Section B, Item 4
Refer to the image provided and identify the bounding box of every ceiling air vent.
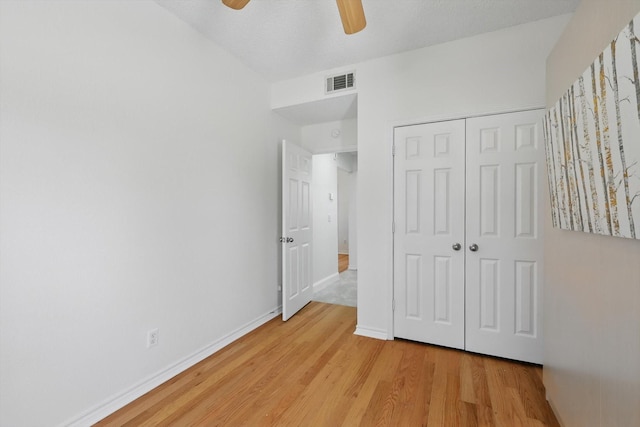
[326,72,355,94]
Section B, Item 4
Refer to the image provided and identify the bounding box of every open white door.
[282,141,313,321]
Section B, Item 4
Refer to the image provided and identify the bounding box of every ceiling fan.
[221,0,367,35]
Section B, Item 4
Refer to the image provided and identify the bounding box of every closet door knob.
[469,243,479,252]
[452,243,461,251]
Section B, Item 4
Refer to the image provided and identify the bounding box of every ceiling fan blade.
[336,0,366,35]
[221,0,251,10]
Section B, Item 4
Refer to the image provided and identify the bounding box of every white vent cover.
[326,72,355,94]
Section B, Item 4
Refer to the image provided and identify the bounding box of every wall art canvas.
[544,12,640,239]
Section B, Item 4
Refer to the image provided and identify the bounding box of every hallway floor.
[312,269,357,307]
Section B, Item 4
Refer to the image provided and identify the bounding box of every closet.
[393,109,544,364]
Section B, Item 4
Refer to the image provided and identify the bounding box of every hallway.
[312,254,356,307]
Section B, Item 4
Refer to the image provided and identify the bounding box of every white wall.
[338,168,351,254]
[348,166,358,270]
[275,15,572,338]
[301,118,357,154]
[311,154,338,286]
[271,70,356,110]
[356,16,575,338]
[336,151,356,172]
[545,1,640,426]
[337,152,357,260]
[0,1,299,425]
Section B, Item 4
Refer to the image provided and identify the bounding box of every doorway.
[274,93,358,315]
[311,151,357,307]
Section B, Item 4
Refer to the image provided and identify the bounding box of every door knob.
[452,243,461,251]
[287,237,294,243]
[469,243,479,252]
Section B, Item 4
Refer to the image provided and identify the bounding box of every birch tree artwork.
[545,12,640,239]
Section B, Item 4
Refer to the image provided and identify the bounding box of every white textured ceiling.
[154,0,580,83]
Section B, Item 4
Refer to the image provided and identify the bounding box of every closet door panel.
[393,120,466,349]
[465,110,545,364]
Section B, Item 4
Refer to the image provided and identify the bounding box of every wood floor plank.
[476,403,496,427]
[343,343,405,425]
[338,253,349,273]
[471,352,493,408]
[173,339,307,426]
[460,353,477,404]
[514,364,561,427]
[304,339,385,426]
[123,319,312,426]
[230,305,358,426]
[390,342,430,426]
[275,343,359,425]
[235,337,360,425]
[444,349,463,427]
[403,356,435,425]
[459,401,479,427]
[424,349,449,426]
[484,357,513,426]
[95,302,559,427]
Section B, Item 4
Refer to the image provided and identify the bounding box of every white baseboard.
[63,306,282,427]
[338,251,349,255]
[313,272,340,292]
[348,265,357,271]
[354,325,390,340]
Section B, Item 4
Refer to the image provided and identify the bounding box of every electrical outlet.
[147,328,159,348]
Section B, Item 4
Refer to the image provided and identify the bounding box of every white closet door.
[393,120,466,349]
[465,110,545,364]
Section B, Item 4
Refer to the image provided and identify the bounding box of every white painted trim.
[389,105,545,130]
[313,272,340,292]
[338,251,349,255]
[62,306,282,427]
[354,325,391,340]
[387,120,396,341]
[348,266,357,271]
[311,145,358,155]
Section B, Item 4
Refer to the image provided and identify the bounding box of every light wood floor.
[96,303,559,426]
[338,253,349,273]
